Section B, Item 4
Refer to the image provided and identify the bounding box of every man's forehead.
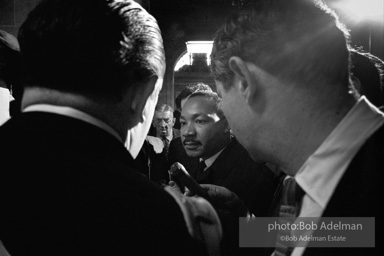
[183,96,217,111]
[181,103,221,120]
[154,110,173,118]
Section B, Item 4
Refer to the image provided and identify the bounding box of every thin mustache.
[183,139,200,144]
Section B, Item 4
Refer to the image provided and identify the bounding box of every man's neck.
[277,91,357,175]
[22,87,128,141]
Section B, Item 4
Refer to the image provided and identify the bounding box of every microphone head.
[168,162,210,200]
[169,162,186,176]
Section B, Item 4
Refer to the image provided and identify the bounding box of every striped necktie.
[273,176,304,256]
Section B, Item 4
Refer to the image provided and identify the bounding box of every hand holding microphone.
[169,162,249,217]
[169,162,210,200]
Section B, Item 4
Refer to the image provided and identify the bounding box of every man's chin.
[159,132,168,137]
[184,149,202,159]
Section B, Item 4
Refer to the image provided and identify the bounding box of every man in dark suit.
[207,0,383,255]
[179,91,278,217]
[0,1,221,255]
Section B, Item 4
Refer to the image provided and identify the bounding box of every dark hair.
[187,90,225,119]
[175,82,212,110]
[18,0,165,100]
[350,48,384,107]
[211,0,350,90]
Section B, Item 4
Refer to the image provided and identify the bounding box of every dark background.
[1,0,383,106]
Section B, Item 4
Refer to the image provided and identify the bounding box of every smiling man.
[180,90,278,217]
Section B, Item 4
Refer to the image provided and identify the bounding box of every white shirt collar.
[157,130,173,142]
[23,104,123,143]
[295,96,384,209]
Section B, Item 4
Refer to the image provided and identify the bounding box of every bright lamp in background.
[175,41,213,71]
[185,41,213,54]
[326,0,383,53]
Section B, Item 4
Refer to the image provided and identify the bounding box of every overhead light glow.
[186,41,213,54]
[328,0,384,23]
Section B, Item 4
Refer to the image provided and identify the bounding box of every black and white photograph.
[1,0,383,255]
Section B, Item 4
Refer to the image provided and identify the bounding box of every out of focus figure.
[0,30,21,125]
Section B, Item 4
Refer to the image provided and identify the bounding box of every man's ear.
[228,56,257,105]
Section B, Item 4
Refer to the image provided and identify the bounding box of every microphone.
[169,162,210,200]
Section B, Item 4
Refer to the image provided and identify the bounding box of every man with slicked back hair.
[0,1,221,255]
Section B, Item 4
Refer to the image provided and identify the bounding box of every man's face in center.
[153,110,174,138]
[180,95,229,159]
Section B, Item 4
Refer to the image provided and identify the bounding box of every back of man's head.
[211,0,350,90]
[18,0,165,101]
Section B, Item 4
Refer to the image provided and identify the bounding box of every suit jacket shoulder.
[203,137,279,217]
[0,112,207,256]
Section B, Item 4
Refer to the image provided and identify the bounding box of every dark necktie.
[162,137,169,158]
[196,160,207,182]
[273,176,305,256]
